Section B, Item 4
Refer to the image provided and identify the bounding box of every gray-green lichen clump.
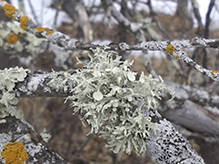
[0,21,46,55]
[0,67,29,118]
[49,48,172,155]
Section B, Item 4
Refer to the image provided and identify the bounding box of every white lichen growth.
[0,67,29,118]
[40,128,51,143]
[49,48,172,155]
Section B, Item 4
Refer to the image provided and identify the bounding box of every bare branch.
[191,0,204,36]
[101,0,145,42]
[204,0,215,38]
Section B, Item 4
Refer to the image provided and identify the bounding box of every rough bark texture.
[0,116,67,164]
[147,118,204,164]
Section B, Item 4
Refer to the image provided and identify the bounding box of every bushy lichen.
[49,48,172,155]
[0,67,29,118]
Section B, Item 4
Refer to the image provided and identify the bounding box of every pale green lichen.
[49,48,173,155]
[0,67,29,118]
[0,22,46,55]
[40,128,51,143]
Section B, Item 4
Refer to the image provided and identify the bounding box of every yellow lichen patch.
[36,27,49,33]
[20,16,30,31]
[1,142,29,164]
[7,31,24,44]
[7,34,19,44]
[2,3,18,19]
[211,70,217,78]
[47,30,55,35]
[175,55,179,59]
[36,27,55,35]
[165,44,176,55]
[62,71,66,76]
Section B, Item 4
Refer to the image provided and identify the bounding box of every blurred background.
[1,0,219,164]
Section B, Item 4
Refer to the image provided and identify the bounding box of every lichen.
[7,32,18,44]
[165,44,176,55]
[49,48,173,155]
[40,129,51,143]
[20,16,29,31]
[47,30,55,35]
[0,21,46,55]
[211,70,217,78]
[1,142,29,164]
[6,31,23,44]
[2,3,17,19]
[36,27,55,35]
[0,67,29,118]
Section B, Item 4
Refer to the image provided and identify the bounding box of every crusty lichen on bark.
[0,67,29,118]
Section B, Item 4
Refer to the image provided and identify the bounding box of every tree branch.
[0,116,67,164]
[15,71,70,98]
[1,1,219,81]
[147,114,204,164]
[204,0,215,38]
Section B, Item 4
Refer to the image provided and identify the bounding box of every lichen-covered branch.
[166,82,219,108]
[0,48,206,163]
[11,71,219,109]
[146,115,205,164]
[16,70,69,98]
[161,83,219,137]
[0,0,79,49]
[0,116,67,164]
[1,1,219,81]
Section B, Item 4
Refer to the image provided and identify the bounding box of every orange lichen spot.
[165,44,176,55]
[47,30,55,35]
[20,16,29,30]
[36,27,55,35]
[1,142,29,164]
[211,70,217,78]
[2,4,18,19]
[7,34,18,44]
[7,31,24,44]
[36,27,49,33]
[175,55,179,59]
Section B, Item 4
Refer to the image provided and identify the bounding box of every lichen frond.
[49,48,173,155]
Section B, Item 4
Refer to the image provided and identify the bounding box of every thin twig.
[204,0,215,38]
[27,0,40,25]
